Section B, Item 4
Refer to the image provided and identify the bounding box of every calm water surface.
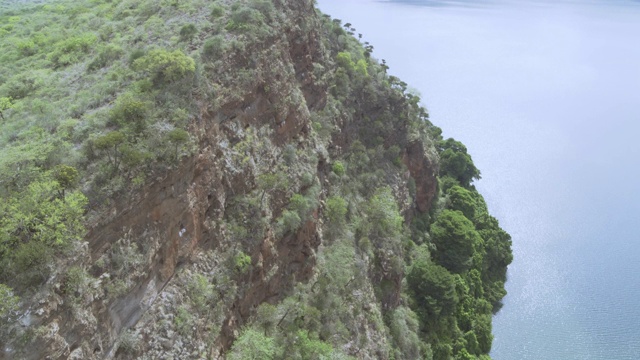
[317,1,640,358]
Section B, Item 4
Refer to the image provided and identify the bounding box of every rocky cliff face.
[3,1,442,359]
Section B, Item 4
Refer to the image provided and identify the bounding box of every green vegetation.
[0,0,511,358]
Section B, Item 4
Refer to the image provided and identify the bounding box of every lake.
[316,0,640,358]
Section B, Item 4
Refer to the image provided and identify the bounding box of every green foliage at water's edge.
[0,0,512,358]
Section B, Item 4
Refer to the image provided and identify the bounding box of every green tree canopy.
[437,138,480,187]
[407,250,458,323]
[447,185,477,220]
[430,210,481,273]
[52,164,79,199]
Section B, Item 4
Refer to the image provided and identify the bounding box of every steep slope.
[0,0,512,359]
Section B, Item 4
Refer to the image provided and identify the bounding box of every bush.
[0,97,13,119]
[62,266,88,301]
[174,305,194,336]
[228,328,276,360]
[210,4,225,18]
[47,33,97,68]
[277,210,301,236]
[234,251,252,274]
[0,284,19,321]
[331,161,345,176]
[201,35,227,61]
[4,73,42,99]
[187,274,214,312]
[109,93,148,133]
[8,242,53,288]
[389,307,423,360]
[226,6,264,32]
[132,49,195,83]
[87,44,124,71]
[325,196,347,225]
[16,39,36,56]
[128,49,146,66]
[179,24,197,42]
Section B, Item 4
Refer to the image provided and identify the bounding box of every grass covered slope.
[0,0,512,358]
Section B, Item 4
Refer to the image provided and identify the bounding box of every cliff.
[0,0,511,359]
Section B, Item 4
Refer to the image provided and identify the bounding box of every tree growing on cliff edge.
[437,138,481,187]
[430,210,481,274]
[407,249,458,323]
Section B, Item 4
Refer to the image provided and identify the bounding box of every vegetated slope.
[0,0,513,359]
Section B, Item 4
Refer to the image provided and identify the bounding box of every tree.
[256,172,288,205]
[0,97,13,120]
[437,138,480,186]
[407,251,458,323]
[447,185,477,220]
[430,210,481,273]
[94,131,126,173]
[109,93,148,134]
[52,165,79,200]
[166,128,189,162]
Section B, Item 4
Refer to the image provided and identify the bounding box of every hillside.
[0,0,512,359]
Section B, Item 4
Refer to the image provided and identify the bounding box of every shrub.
[128,49,146,66]
[226,6,263,32]
[132,49,195,83]
[187,274,214,312]
[201,35,226,61]
[277,210,301,236]
[87,44,124,71]
[109,93,148,133]
[47,33,97,68]
[4,73,42,99]
[0,284,19,321]
[234,251,252,274]
[0,97,13,120]
[16,39,36,56]
[210,5,225,19]
[179,24,197,42]
[62,266,88,302]
[331,161,345,176]
[174,305,194,336]
[228,328,276,360]
[9,242,53,288]
[325,196,347,225]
